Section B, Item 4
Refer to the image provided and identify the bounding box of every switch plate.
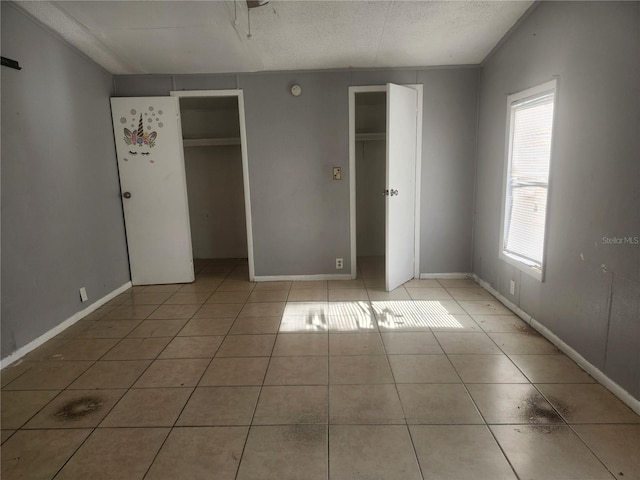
[333,167,342,180]
[336,258,344,269]
[509,280,515,295]
[79,287,88,302]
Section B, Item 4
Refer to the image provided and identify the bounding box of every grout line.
[404,425,426,480]
[140,260,242,480]
[377,316,427,480]
[8,421,619,429]
[230,262,283,479]
[5,263,638,479]
[430,300,523,480]
[326,325,331,479]
[33,260,240,479]
[49,425,99,478]
[531,383,621,479]
[34,294,174,476]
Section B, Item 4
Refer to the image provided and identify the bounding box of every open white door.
[111,97,194,285]
[385,84,418,291]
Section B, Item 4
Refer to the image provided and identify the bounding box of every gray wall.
[115,68,479,277]
[180,102,247,259]
[473,1,640,399]
[1,3,130,359]
[356,140,386,257]
[238,71,352,276]
[184,146,248,258]
[355,95,386,257]
[419,69,479,273]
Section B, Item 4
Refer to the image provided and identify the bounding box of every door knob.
[123,192,132,199]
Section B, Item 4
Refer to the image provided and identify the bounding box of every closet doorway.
[349,84,423,291]
[170,90,255,281]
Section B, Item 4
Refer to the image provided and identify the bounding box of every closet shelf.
[355,132,385,141]
[183,137,241,147]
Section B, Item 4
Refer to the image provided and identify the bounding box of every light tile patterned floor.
[1,257,639,480]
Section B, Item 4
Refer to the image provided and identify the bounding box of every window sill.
[499,251,544,282]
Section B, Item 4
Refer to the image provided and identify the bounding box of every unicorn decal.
[120,106,164,163]
[124,114,157,148]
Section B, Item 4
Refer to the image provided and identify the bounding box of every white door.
[111,97,194,285]
[385,84,418,291]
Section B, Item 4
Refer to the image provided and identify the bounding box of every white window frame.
[499,79,557,281]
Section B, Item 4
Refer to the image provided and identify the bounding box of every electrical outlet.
[509,280,515,296]
[79,287,88,302]
[336,257,344,269]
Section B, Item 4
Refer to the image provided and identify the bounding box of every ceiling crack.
[373,0,395,67]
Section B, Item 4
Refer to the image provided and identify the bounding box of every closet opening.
[172,90,255,281]
[349,84,423,291]
[354,91,387,281]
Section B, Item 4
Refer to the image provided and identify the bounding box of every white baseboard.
[0,281,132,370]
[420,272,472,279]
[254,274,353,282]
[473,274,640,416]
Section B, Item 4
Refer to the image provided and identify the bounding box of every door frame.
[170,89,256,281]
[348,84,423,281]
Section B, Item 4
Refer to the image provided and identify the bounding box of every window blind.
[504,91,555,266]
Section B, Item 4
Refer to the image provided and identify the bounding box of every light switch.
[333,167,342,180]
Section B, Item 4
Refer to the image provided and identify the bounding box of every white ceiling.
[18,0,534,75]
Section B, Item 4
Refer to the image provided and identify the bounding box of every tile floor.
[1,257,639,479]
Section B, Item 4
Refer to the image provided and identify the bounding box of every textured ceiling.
[18,0,534,75]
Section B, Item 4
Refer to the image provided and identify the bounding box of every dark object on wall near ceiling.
[247,0,269,8]
[1,56,22,70]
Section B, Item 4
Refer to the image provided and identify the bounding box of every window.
[500,79,557,281]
